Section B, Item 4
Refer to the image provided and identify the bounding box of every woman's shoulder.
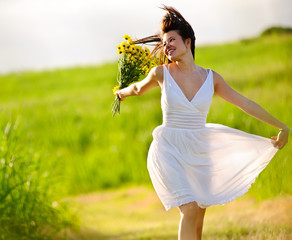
[147,65,164,85]
[210,69,224,82]
[150,65,164,78]
[209,69,229,89]
[196,65,221,80]
[196,66,225,86]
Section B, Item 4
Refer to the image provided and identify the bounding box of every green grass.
[0,118,76,239]
[65,186,292,240]
[0,34,291,203]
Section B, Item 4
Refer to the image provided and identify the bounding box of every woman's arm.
[213,70,289,149]
[115,65,163,101]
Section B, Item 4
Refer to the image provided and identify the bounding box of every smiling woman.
[114,5,289,240]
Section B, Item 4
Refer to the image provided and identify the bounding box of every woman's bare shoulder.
[211,69,222,77]
[152,65,164,74]
[210,69,225,85]
[149,65,164,84]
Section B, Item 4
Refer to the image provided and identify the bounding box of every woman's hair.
[134,5,196,64]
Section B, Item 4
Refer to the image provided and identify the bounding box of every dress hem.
[163,157,277,211]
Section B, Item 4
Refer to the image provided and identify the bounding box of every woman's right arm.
[115,65,163,101]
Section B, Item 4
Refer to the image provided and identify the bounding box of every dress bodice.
[161,65,214,129]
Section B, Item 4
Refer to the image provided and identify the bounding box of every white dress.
[147,65,278,210]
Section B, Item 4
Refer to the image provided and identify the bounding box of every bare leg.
[178,202,199,240]
[196,207,206,240]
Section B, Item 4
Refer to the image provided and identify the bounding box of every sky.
[0,0,291,74]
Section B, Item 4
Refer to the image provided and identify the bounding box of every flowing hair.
[134,5,196,64]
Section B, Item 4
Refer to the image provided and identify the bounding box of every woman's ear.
[185,38,191,48]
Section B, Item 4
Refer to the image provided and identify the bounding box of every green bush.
[261,26,292,36]
[0,116,76,240]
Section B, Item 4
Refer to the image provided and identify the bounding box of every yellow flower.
[128,38,133,44]
[116,49,124,55]
[144,46,150,53]
[121,41,127,49]
[123,34,131,41]
[144,47,151,57]
[116,44,125,55]
[123,34,134,44]
[112,85,119,95]
[129,45,135,54]
[130,48,137,55]
[136,45,143,52]
[125,44,131,53]
[131,45,137,51]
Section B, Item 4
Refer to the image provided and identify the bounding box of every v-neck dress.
[147,65,278,210]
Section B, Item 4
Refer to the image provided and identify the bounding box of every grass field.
[65,186,292,240]
[0,33,291,239]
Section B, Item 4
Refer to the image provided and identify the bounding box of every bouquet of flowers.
[111,34,158,117]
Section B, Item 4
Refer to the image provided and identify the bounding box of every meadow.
[0,33,291,239]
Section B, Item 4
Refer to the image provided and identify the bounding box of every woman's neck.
[174,52,198,73]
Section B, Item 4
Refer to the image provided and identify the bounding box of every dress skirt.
[147,123,278,210]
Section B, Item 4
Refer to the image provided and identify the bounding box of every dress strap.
[162,64,170,92]
[205,68,209,75]
[163,64,169,81]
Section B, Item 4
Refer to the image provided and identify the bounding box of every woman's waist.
[163,111,207,130]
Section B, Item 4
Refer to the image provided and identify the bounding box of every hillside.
[0,34,291,200]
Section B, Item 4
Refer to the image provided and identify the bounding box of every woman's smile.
[166,48,175,56]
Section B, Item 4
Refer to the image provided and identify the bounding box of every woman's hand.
[271,131,289,149]
[115,90,126,101]
[114,66,162,103]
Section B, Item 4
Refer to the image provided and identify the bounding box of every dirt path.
[65,186,292,240]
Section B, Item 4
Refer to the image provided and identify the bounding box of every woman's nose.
[165,42,171,49]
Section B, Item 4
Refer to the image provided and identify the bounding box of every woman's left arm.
[213,71,289,149]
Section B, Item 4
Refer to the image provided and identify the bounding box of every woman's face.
[162,30,189,61]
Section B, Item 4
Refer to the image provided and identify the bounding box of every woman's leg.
[196,207,206,239]
[178,201,198,240]
[178,202,206,240]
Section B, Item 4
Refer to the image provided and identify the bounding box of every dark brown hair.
[134,5,196,64]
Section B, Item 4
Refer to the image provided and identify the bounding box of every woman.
[116,6,289,240]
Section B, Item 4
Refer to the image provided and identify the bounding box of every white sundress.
[147,65,278,210]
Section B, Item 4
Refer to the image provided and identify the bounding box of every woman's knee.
[178,201,199,219]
